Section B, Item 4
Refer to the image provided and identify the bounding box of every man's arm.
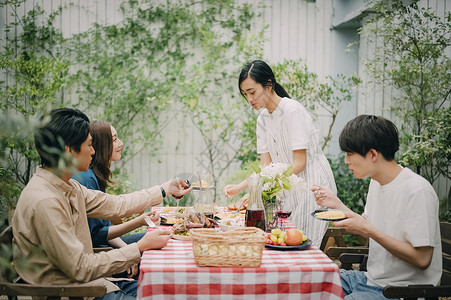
[34,198,141,282]
[312,184,434,270]
[334,214,434,269]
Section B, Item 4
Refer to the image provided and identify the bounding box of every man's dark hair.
[34,108,90,168]
[339,115,399,161]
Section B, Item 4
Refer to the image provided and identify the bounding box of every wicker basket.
[190,227,265,267]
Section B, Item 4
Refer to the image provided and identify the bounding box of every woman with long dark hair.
[73,120,160,278]
[223,60,337,246]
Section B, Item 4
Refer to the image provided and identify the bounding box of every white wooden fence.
[1,0,449,201]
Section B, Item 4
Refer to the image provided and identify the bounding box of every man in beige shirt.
[13,108,191,299]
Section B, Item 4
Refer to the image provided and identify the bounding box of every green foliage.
[68,0,263,201]
[0,240,42,282]
[329,154,370,215]
[399,109,451,184]
[439,196,451,223]
[106,169,136,195]
[0,0,69,214]
[163,193,195,207]
[0,0,68,115]
[363,1,451,188]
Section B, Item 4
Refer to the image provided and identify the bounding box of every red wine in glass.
[277,210,292,219]
[277,210,292,230]
[245,209,265,231]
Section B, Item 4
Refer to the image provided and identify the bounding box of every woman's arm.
[106,212,155,240]
[223,153,273,199]
[108,237,128,248]
[292,149,307,175]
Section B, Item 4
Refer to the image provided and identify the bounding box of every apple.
[285,229,303,246]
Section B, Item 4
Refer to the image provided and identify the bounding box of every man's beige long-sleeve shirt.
[12,167,163,293]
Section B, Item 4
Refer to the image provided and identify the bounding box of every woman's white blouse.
[256,98,337,246]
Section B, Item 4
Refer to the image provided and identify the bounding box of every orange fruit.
[285,229,303,246]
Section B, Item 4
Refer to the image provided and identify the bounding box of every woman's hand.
[223,184,241,199]
[137,212,160,226]
[161,178,192,199]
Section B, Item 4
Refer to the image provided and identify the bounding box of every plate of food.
[190,180,215,190]
[265,239,312,251]
[217,217,245,232]
[171,220,192,240]
[160,216,181,226]
[311,209,346,221]
[171,232,191,241]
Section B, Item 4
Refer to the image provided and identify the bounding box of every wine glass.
[173,172,197,209]
[276,193,292,231]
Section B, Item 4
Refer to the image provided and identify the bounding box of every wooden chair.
[321,227,369,270]
[0,225,107,300]
[335,222,451,299]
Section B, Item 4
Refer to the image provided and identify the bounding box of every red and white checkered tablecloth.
[137,208,344,299]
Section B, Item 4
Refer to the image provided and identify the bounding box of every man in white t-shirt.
[311,115,442,300]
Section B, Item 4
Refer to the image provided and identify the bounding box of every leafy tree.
[68,0,260,201]
[69,0,255,162]
[0,0,68,213]
[361,0,451,189]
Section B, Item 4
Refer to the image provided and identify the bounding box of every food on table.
[176,207,185,214]
[215,212,244,220]
[217,216,245,231]
[172,218,189,236]
[163,205,171,213]
[266,228,307,246]
[162,217,180,224]
[285,229,303,246]
[191,180,209,188]
[184,207,214,228]
[219,217,244,227]
[226,197,248,211]
[314,210,345,220]
[194,243,261,257]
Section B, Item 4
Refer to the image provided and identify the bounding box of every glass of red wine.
[276,195,292,231]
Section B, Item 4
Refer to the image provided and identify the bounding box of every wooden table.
[137,208,344,299]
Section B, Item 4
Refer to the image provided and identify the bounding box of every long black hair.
[238,60,290,98]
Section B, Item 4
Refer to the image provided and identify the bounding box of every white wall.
[2,0,448,200]
[0,0,337,193]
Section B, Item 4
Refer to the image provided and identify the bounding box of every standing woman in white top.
[223,60,337,246]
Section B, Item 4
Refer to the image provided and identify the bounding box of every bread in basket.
[190,227,265,267]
